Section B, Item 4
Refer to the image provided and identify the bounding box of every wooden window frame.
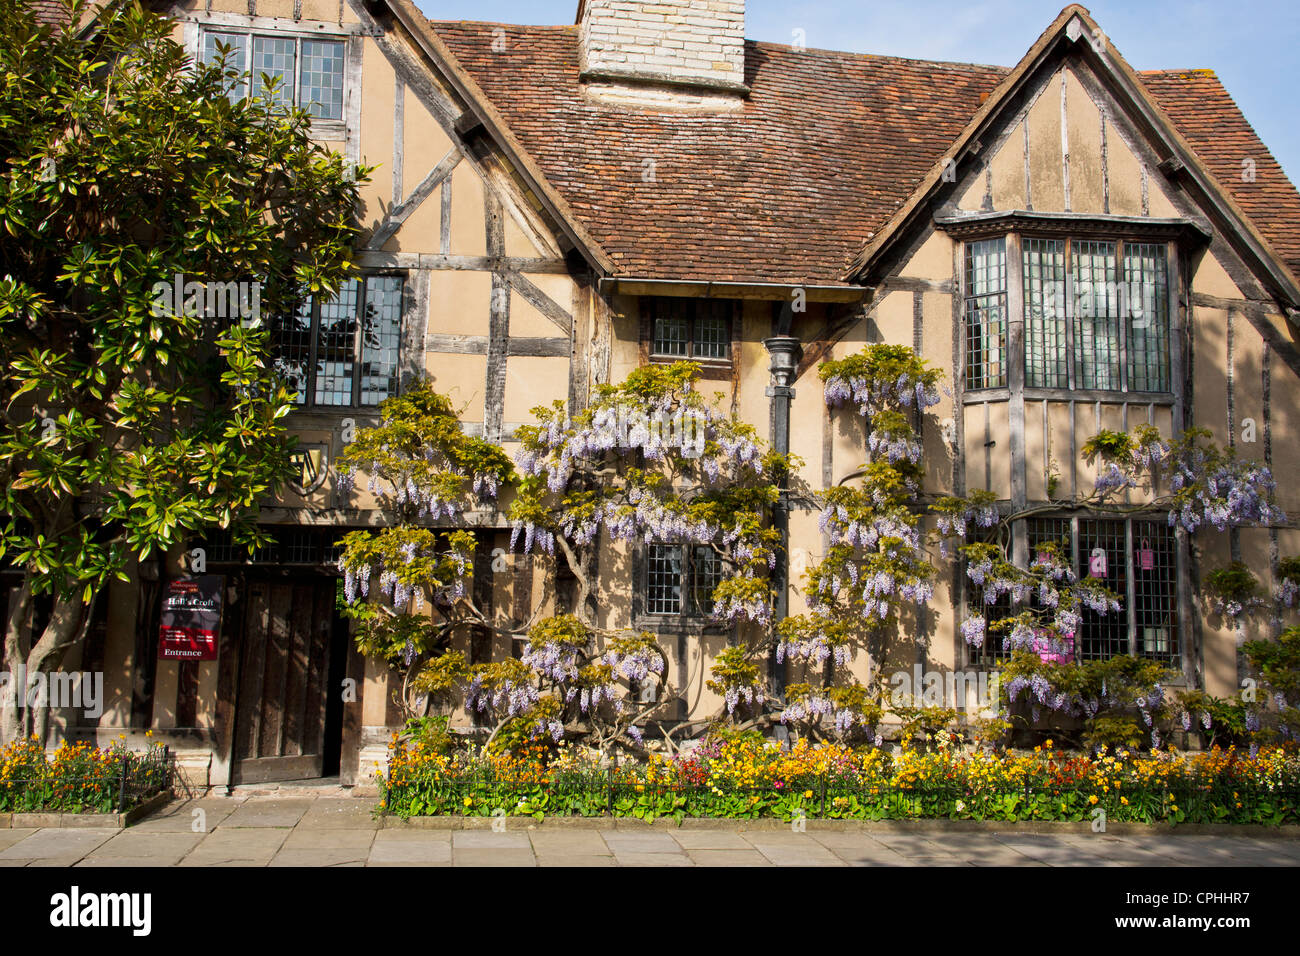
[956,226,1179,400]
[640,297,740,379]
[639,542,724,625]
[280,274,405,411]
[965,513,1181,669]
[198,25,349,134]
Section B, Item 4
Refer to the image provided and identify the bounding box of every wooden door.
[232,578,337,783]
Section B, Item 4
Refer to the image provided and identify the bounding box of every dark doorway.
[231,575,344,784]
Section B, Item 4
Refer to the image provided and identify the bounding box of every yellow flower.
[1088,794,1099,805]
[1120,797,1128,806]
[804,789,814,799]
[463,796,473,807]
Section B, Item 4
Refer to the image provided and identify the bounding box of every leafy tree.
[0,0,369,742]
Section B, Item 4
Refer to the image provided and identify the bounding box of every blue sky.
[413,0,1300,184]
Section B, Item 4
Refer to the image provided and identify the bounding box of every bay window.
[964,231,1172,395]
[964,238,1007,390]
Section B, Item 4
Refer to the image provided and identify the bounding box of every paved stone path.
[2,795,1299,866]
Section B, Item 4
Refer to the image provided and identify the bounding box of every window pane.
[299,39,344,120]
[201,31,248,100]
[359,277,403,406]
[1132,520,1178,664]
[691,546,723,614]
[1072,241,1121,390]
[692,302,729,360]
[271,297,313,405]
[1022,238,1067,388]
[652,307,688,356]
[1076,518,1128,661]
[314,280,358,406]
[252,35,296,109]
[964,238,1007,389]
[647,545,682,614]
[1124,243,1170,392]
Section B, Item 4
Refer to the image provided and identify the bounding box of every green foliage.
[1082,715,1145,751]
[0,0,366,604]
[1243,625,1300,703]
[335,383,516,721]
[1205,562,1262,605]
[999,650,1178,749]
[892,705,960,750]
[399,715,455,755]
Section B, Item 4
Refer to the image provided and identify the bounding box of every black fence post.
[116,752,131,813]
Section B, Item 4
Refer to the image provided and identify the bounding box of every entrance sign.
[159,575,224,661]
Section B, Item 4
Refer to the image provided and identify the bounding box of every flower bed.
[379,736,1300,825]
[0,737,172,814]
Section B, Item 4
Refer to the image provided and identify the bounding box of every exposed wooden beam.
[363,149,461,250]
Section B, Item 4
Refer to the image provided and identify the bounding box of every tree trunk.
[24,592,89,747]
[0,579,33,745]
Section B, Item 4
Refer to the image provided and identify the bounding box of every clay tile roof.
[430,20,1300,288]
[31,0,72,26]
[1140,69,1300,282]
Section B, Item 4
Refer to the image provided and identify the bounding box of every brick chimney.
[577,0,748,108]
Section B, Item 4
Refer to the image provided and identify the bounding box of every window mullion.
[1117,239,1128,393]
[1064,237,1075,391]
[1070,515,1080,662]
[1125,518,1137,656]
[307,297,321,409]
[352,278,365,407]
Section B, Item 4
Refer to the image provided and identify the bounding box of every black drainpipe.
[763,316,801,701]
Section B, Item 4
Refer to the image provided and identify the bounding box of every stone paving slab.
[0,828,116,862]
[219,800,314,829]
[83,830,204,863]
[667,830,752,850]
[599,830,683,853]
[451,830,531,850]
[270,848,372,867]
[297,799,382,830]
[453,848,537,866]
[283,828,377,850]
[528,830,610,855]
[610,851,694,866]
[9,794,1300,866]
[0,829,39,852]
[686,849,769,866]
[368,831,452,865]
[130,799,237,833]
